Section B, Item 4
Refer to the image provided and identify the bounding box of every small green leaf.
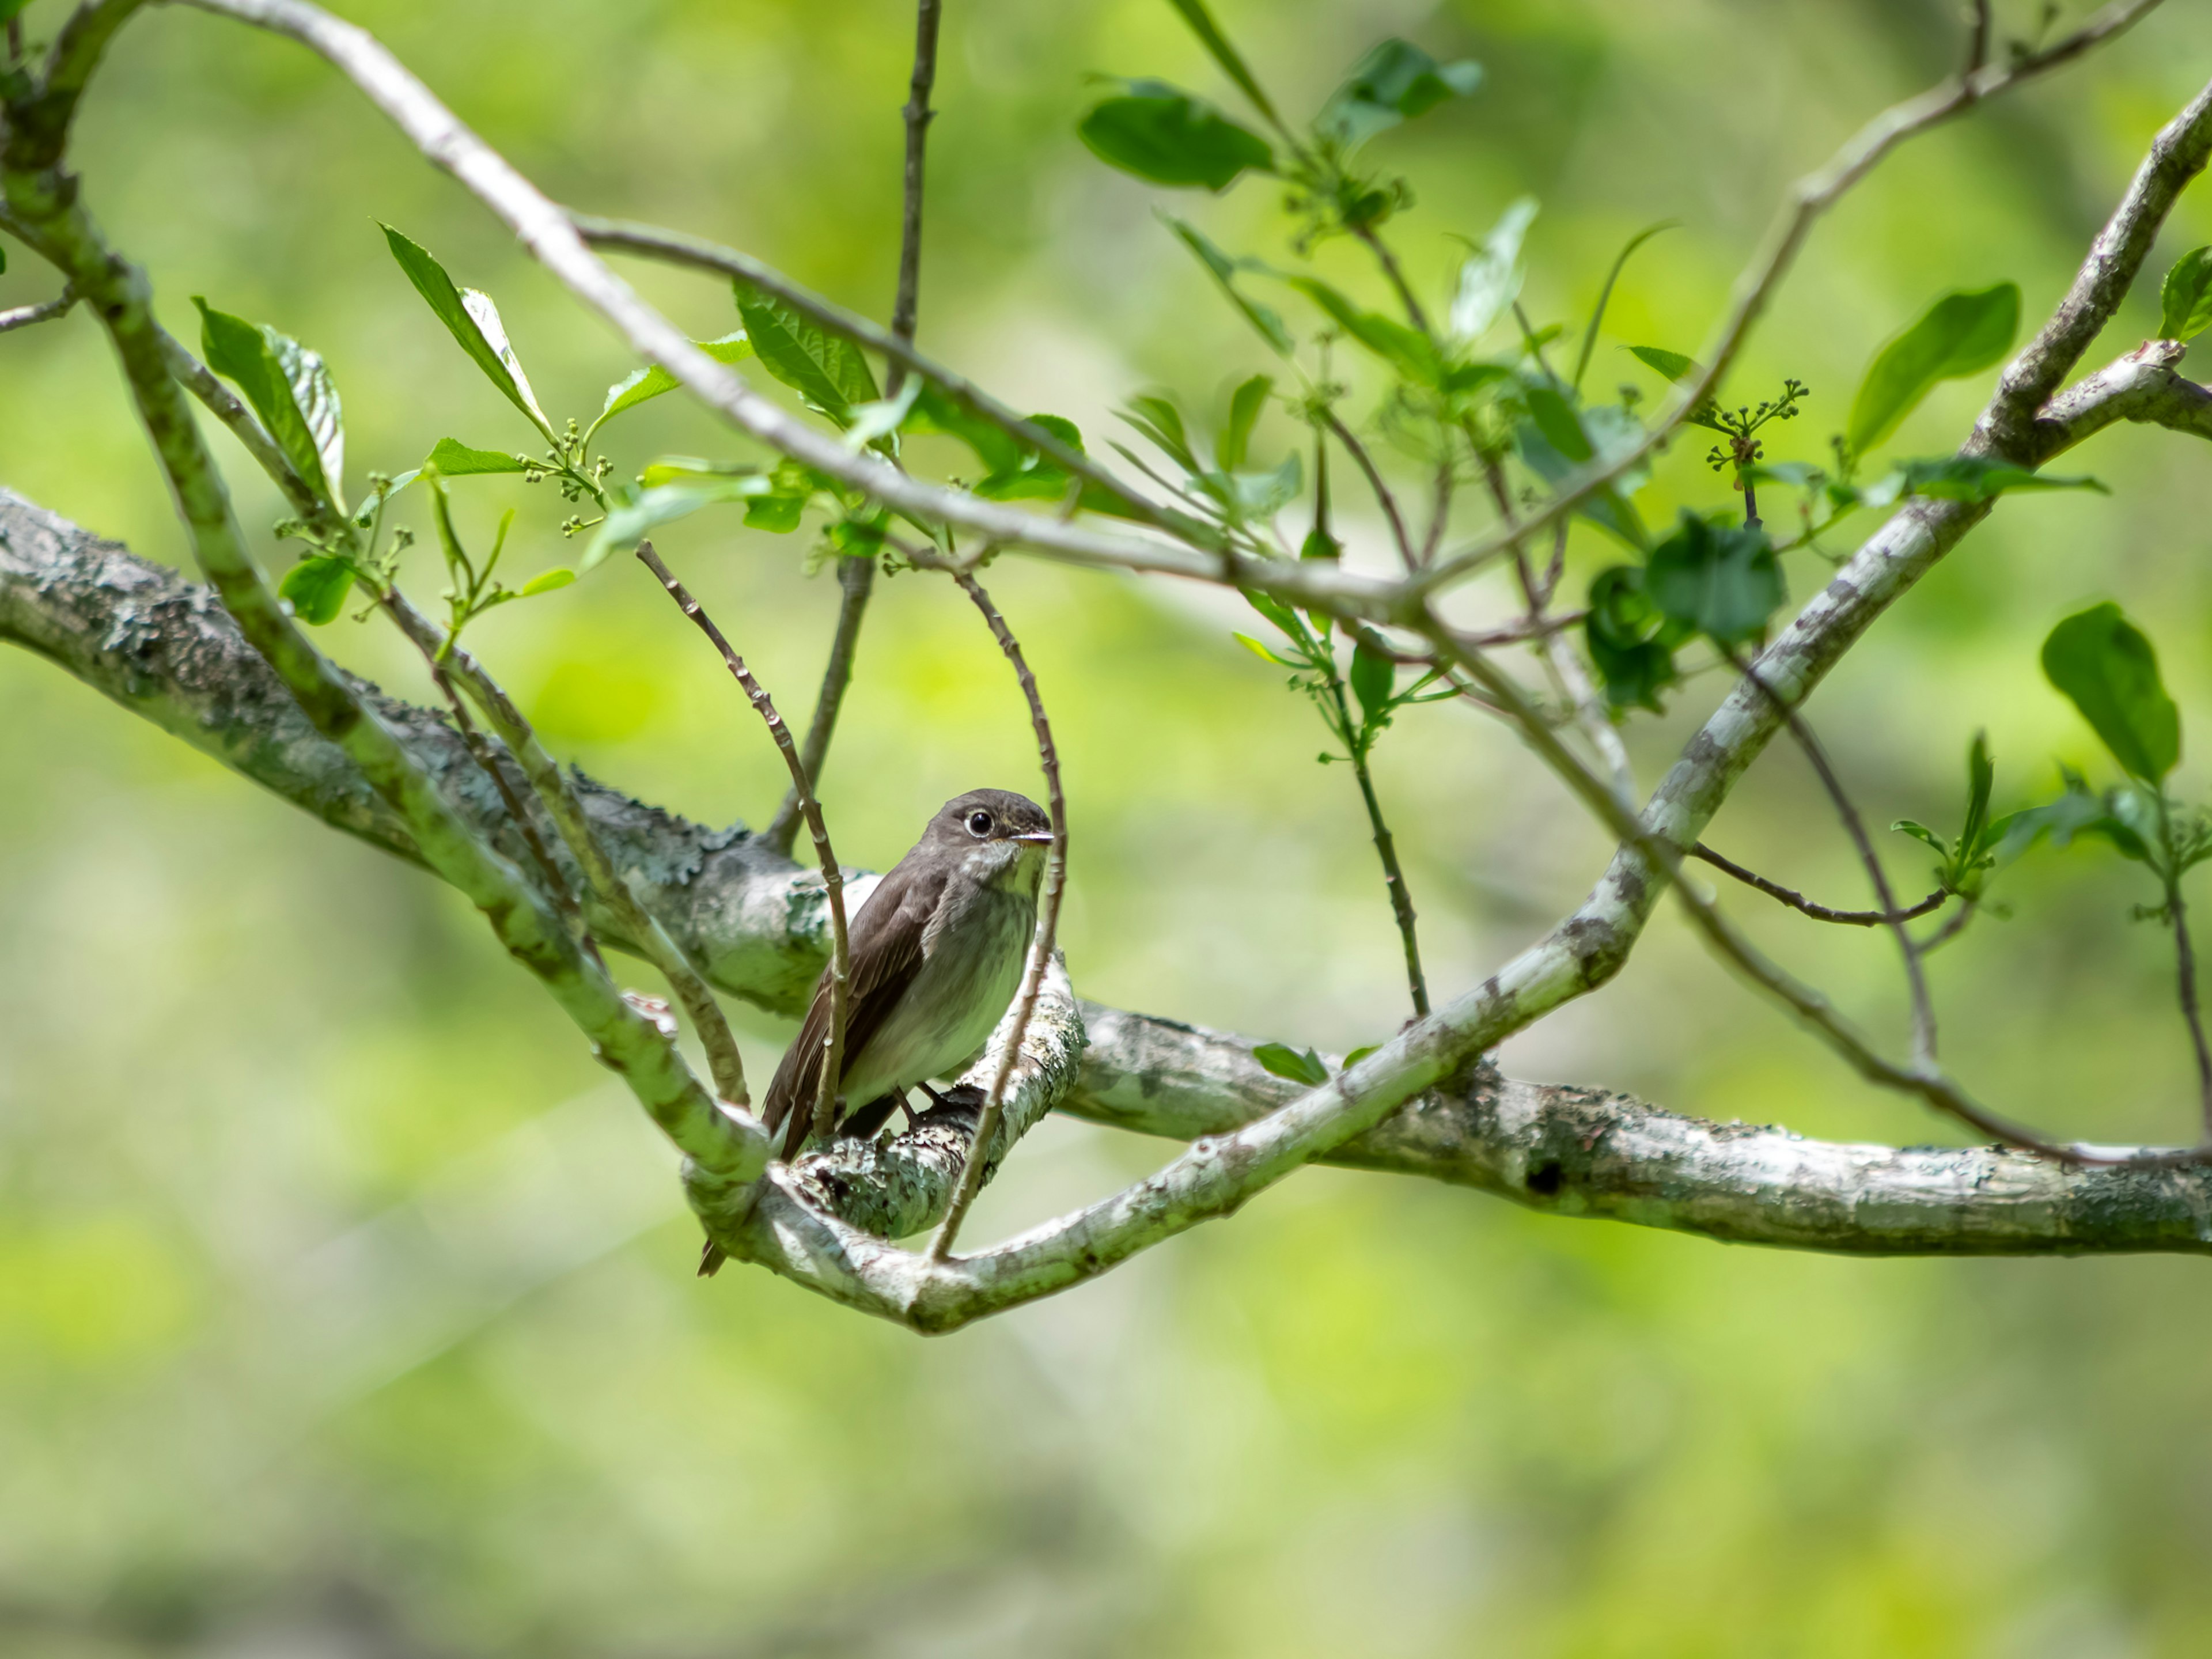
[2158,247,2212,342]
[1253,1041,1330,1086]
[1316,39,1483,150]
[1891,820,1947,853]
[742,459,836,533]
[1121,392,1198,471]
[733,283,879,424]
[1342,1044,1380,1068]
[2041,602,2180,781]
[588,332,754,439]
[1584,565,1684,714]
[907,384,1025,477]
[1161,0,1283,128]
[1645,510,1783,647]
[1217,374,1274,472]
[581,476,773,572]
[1301,525,1342,560]
[1078,81,1275,192]
[380,224,555,442]
[519,567,575,597]
[350,468,419,529]
[1350,639,1394,726]
[1516,397,1649,551]
[1627,344,1699,384]
[1163,217,1293,355]
[425,437,527,475]
[279,555,354,625]
[1963,732,1995,854]
[1447,197,1537,346]
[194,298,346,513]
[1847,282,2020,455]
[1233,632,1300,668]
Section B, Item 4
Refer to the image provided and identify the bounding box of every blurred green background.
[5,0,2212,1652]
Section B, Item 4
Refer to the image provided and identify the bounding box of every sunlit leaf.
[1218,374,1274,471]
[1846,282,2018,455]
[194,298,346,513]
[580,476,773,572]
[1887,454,2105,502]
[1252,1041,1330,1086]
[1286,275,1437,382]
[380,225,555,441]
[2041,602,2179,781]
[424,437,527,475]
[588,332,754,439]
[1447,197,1537,346]
[1627,344,1699,384]
[2158,247,2212,343]
[518,567,576,597]
[1350,640,1394,726]
[732,283,879,424]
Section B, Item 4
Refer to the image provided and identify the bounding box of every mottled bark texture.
[13,488,2212,1262]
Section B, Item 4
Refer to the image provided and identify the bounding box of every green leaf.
[1233,631,1300,668]
[1585,564,1683,713]
[1891,820,1948,853]
[581,476,773,573]
[380,224,555,442]
[1252,1041,1330,1087]
[1847,282,2020,455]
[1242,588,1304,639]
[1161,0,1283,128]
[1202,450,1302,521]
[842,377,923,452]
[1888,454,2105,502]
[1963,731,1995,855]
[194,298,346,513]
[1163,217,1293,355]
[2159,247,2212,342]
[1628,344,1699,384]
[350,468,419,529]
[518,567,576,597]
[1218,374,1274,471]
[1645,510,1784,647]
[1446,196,1537,346]
[425,437,527,476]
[1515,395,1649,551]
[588,332,753,440]
[1350,639,1394,726]
[279,555,354,625]
[1121,392,1198,471]
[974,412,1092,502]
[732,283,879,424]
[741,457,835,533]
[1342,1044,1380,1068]
[2041,602,2180,781]
[1301,525,1342,560]
[907,384,1025,477]
[1316,38,1483,150]
[1286,275,1437,382]
[0,0,27,26]
[1078,81,1274,192]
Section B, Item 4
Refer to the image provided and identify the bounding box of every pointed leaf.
[1164,217,1293,354]
[1287,275,1437,382]
[1218,374,1274,471]
[1847,282,2020,454]
[1628,344,1699,384]
[194,299,346,512]
[519,567,576,597]
[1888,454,2105,502]
[1448,197,1537,345]
[1317,39,1483,150]
[1078,81,1275,192]
[2159,247,2212,343]
[589,332,753,438]
[581,476,774,573]
[1252,1042,1330,1086]
[1645,510,1783,646]
[425,437,527,475]
[2041,602,2180,781]
[732,283,878,423]
[380,225,555,441]
[1350,639,1394,726]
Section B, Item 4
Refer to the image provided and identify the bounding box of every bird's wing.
[762,858,944,1153]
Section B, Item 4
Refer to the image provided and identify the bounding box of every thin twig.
[766,553,874,855]
[1317,408,1416,571]
[1692,843,1946,927]
[381,589,752,1108]
[766,1,942,856]
[0,287,75,332]
[1334,664,1428,1019]
[1724,647,1937,1066]
[1354,223,1431,337]
[1967,0,1993,75]
[636,541,849,1147]
[1413,0,2169,597]
[929,570,1069,1259]
[2154,794,2212,1135]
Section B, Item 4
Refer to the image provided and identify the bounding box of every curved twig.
[1692,844,1946,927]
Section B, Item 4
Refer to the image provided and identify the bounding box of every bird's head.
[930,787,1055,889]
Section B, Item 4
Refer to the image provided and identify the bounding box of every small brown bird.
[761,787,1055,1160]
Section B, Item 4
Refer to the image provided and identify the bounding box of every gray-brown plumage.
[761,787,1054,1161]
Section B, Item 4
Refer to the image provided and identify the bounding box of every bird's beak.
[1013,831,1055,844]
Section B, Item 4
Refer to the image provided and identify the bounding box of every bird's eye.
[965,810,994,838]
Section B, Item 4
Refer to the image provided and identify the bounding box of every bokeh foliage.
[4,0,2212,1652]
